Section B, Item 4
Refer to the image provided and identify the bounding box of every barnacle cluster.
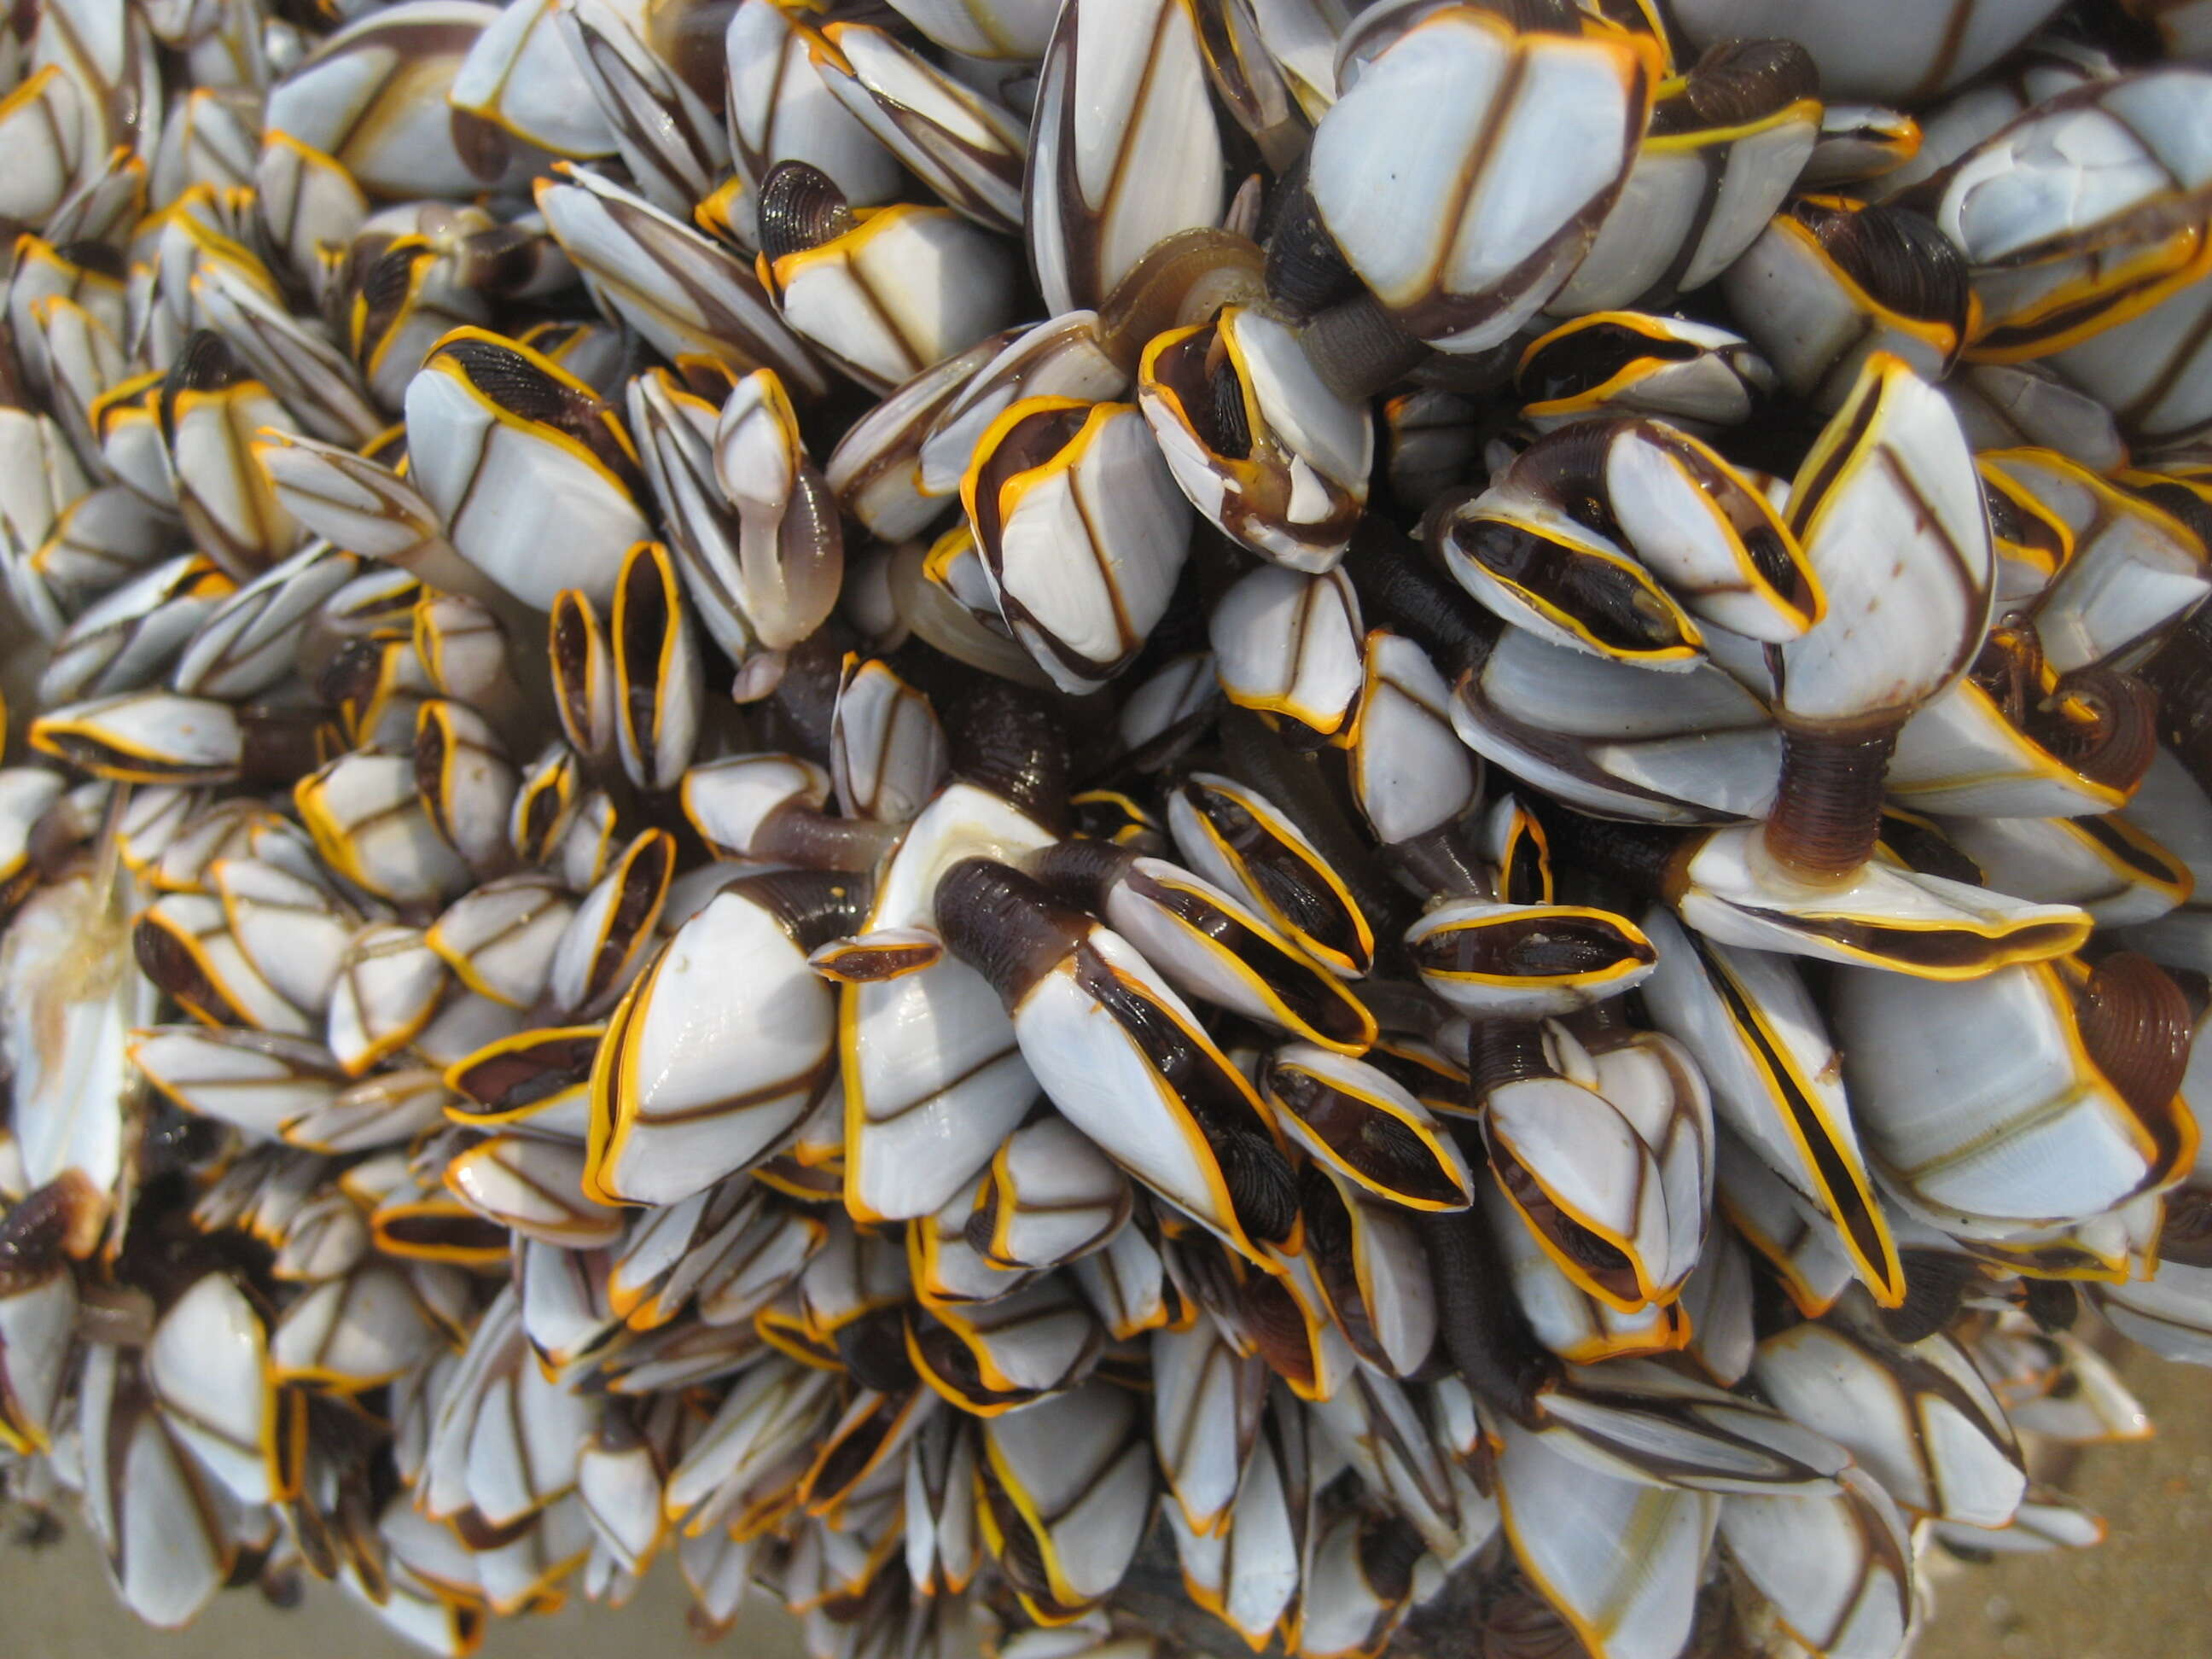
[4,3,2212,1658]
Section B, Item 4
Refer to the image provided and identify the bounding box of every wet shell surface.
[5,5,2212,1659]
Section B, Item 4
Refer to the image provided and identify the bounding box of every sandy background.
[5,1349,2206,1659]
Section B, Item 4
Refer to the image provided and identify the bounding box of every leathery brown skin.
[5,4,2212,1659]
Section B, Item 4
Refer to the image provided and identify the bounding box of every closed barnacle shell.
[1983,448,2211,674]
[1474,1018,1709,1312]
[807,20,1029,237]
[1938,812,2192,925]
[1151,1315,1268,1536]
[543,826,676,1022]
[1293,1506,1429,1659]
[404,325,653,612]
[189,253,387,448]
[1344,629,1481,864]
[171,542,363,699]
[414,697,518,881]
[974,1382,1152,1621]
[1639,906,1906,1310]
[1306,4,1658,353]
[427,876,577,1014]
[830,656,947,825]
[2047,251,2212,445]
[265,1,524,200]
[1948,359,2131,471]
[445,1133,624,1250]
[754,162,1017,396]
[934,857,1297,1265]
[156,330,303,581]
[1208,564,1363,739]
[1527,1356,1853,1498]
[1550,37,1823,317]
[1483,1180,1689,1368]
[250,431,504,604]
[74,1343,237,1631]
[1449,621,1782,826]
[1834,952,2197,1236]
[535,163,830,397]
[86,370,175,515]
[126,1023,339,1146]
[32,690,244,785]
[1936,67,2212,360]
[38,553,234,707]
[825,333,1021,540]
[555,0,729,220]
[1673,0,2064,105]
[294,750,472,907]
[906,1276,1105,1418]
[9,236,127,409]
[138,888,316,1037]
[1297,1161,1437,1378]
[1492,1418,1716,1659]
[1751,1292,2027,1528]
[910,1173,1038,1309]
[447,0,618,162]
[210,857,361,1016]
[284,1066,453,1154]
[1025,0,1224,316]
[962,394,1191,695]
[1162,1403,1307,1647]
[324,922,448,1074]
[968,1116,1132,1271]
[0,67,95,234]
[1029,836,1374,1054]
[586,869,856,1206]
[1723,197,1976,411]
[1139,306,1371,571]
